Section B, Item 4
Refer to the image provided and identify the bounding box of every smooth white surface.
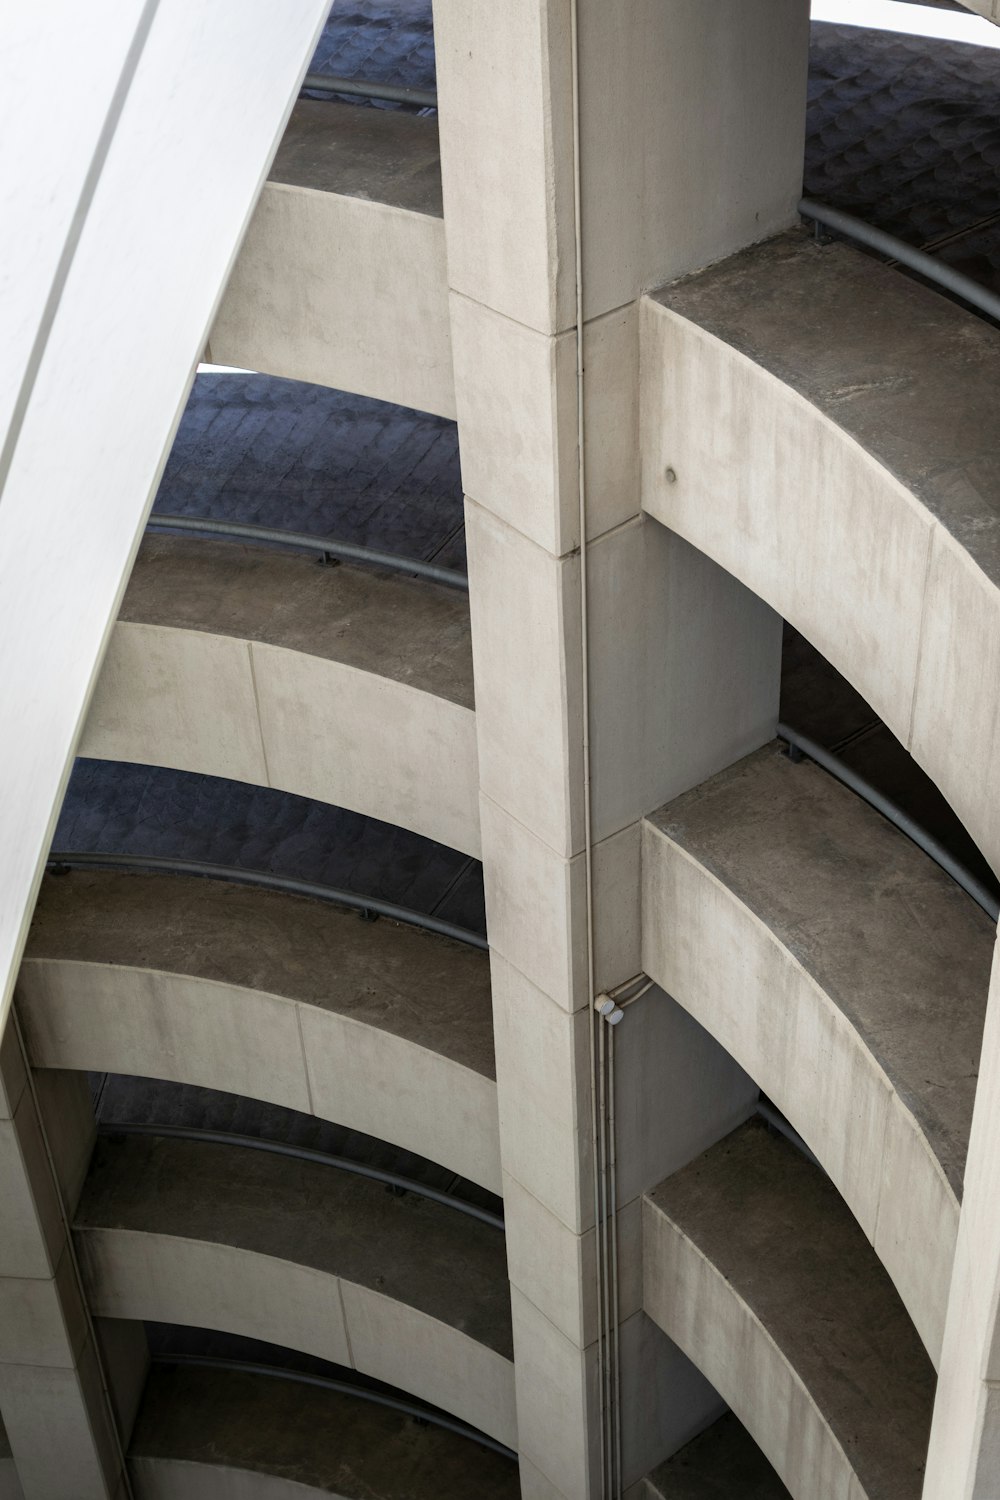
[812,0,1000,44]
[0,0,331,1037]
[0,4,151,459]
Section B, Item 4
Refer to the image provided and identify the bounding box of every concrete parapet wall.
[18,872,500,1194]
[73,1135,515,1449]
[642,744,994,1364]
[643,1122,935,1500]
[79,538,480,859]
[642,231,1000,880]
[210,103,453,418]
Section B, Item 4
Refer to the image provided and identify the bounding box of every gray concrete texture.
[645,1120,936,1500]
[74,1132,511,1359]
[121,538,472,707]
[273,100,442,215]
[648,741,993,1200]
[26,871,492,1082]
[645,1413,790,1499]
[129,1361,518,1499]
[656,231,1000,587]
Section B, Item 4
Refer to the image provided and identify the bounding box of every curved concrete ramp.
[129,1361,518,1499]
[209,101,453,417]
[644,1413,789,1499]
[74,1133,515,1450]
[642,742,993,1363]
[643,1121,935,1500]
[642,229,1000,877]
[80,536,479,858]
[17,870,499,1194]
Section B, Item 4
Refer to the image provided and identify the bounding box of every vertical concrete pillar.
[923,938,1000,1500]
[0,1024,125,1499]
[436,2,808,1493]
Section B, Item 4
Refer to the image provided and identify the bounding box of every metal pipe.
[97,1122,503,1229]
[148,513,468,591]
[799,198,1000,325]
[776,723,999,923]
[301,72,437,109]
[608,1019,622,1500]
[151,1353,515,1459]
[46,851,489,951]
[597,1013,613,1497]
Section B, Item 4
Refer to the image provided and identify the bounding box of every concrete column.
[436,2,808,1493]
[923,937,1000,1500]
[0,1026,126,1498]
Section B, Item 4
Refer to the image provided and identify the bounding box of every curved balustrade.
[643,1121,935,1500]
[74,1132,516,1448]
[641,227,1000,878]
[129,1359,518,1499]
[79,535,479,858]
[208,100,452,416]
[17,868,499,1193]
[642,741,994,1362]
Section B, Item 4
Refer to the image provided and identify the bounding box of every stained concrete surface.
[90,1075,502,1219]
[53,760,486,937]
[28,870,492,1078]
[75,1132,512,1358]
[272,100,442,215]
[124,537,473,707]
[649,741,993,1196]
[662,228,1000,900]
[646,1413,790,1500]
[657,232,1000,582]
[130,1362,518,1498]
[646,1120,936,1500]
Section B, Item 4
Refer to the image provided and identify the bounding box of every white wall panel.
[0,0,331,1032]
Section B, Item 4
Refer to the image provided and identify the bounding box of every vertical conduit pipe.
[567,0,615,1494]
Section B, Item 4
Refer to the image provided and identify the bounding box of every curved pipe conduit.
[46,851,488,951]
[99,1122,503,1230]
[151,1354,515,1461]
[148,513,468,591]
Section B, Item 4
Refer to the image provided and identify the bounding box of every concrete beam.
[18,870,500,1195]
[80,537,480,858]
[210,102,453,418]
[73,1132,515,1450]
[642,742,994,1364]
[644,1121,935,1500]
[641,230,1000,878]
